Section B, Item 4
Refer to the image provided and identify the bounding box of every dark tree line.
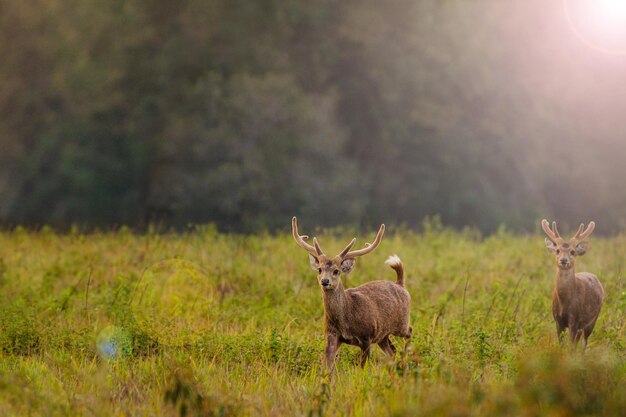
[1,0,626,233]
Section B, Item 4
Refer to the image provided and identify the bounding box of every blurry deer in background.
[541,219,604,350]
[292,217,412,371]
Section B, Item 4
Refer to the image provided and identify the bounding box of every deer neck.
[555,266,577,301]
[322,281,350,330]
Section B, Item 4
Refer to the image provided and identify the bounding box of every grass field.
[0,221,625,416]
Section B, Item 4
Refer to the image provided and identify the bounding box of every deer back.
[341,280,410,342]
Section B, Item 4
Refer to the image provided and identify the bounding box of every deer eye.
[570,250,576,255]
[556,249,560,254]
[317,268,322,274]
[333,269,339,275]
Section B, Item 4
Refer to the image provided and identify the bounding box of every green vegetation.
[0,223,624,416]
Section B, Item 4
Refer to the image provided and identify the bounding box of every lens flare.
[96,326,132,360]
[596,0,626,25]
[565,0,626,54]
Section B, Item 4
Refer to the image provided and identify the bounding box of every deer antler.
[313,237,325,257]
[338,238,357,258]
[542,219,596,244]
[292,217,324,257]
[572,221,595,242]
[541,219,563,244]
[341,224,385,259]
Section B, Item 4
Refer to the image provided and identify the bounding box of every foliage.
[0,227,624,415]
[2,0,626,232]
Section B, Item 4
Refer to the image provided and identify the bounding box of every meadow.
[0,221,625,416]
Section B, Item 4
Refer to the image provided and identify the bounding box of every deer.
[541,219,604,351]
[291,217,412,372]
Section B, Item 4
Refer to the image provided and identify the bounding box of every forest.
[1,0,626,233]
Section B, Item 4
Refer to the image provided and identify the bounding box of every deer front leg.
[324,333,341,372]
[555,321,566,344]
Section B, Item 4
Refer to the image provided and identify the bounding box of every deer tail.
[385,255,404,287]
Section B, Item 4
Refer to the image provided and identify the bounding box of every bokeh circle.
[96,325,132,360]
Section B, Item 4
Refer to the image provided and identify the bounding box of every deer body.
[292,218,411,371]
[322,266,411,368]
[542,219,604,350]
[552,269,604,347]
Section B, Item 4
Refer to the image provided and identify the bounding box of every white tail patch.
[385,254,402,267]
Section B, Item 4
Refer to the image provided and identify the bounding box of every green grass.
[0,221,625,416]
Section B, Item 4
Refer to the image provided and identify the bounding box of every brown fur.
[542,219,604,350]
[292,217,412,370]
[311,254,412,371]
[552,269,604,349]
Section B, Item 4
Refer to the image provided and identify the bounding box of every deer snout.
[559,258,569,266]
[320,278,330,287]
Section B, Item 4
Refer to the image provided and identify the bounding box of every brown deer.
[541,219,604,350]
[292,217,412,371]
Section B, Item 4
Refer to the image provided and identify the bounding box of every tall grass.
[0,222,624,416]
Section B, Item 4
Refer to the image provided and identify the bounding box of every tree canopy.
[1,0,626,233]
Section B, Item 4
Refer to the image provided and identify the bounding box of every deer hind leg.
[568,325,583,350]
[395,325,412,339]
[378,336,396,356]
[555,320,566,344]
[404,326,413,339]
[393,325,413,352]
[359,341,371,367]
[574,329,584,351]
[581,327,594,352]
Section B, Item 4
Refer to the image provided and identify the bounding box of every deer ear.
[341,258,355,273]
[309,254,320,270]
[575,242,588,256]
[545,237,557,253]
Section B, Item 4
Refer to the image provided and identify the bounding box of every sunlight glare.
[596,0,626,26]
[565,0,626,54]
